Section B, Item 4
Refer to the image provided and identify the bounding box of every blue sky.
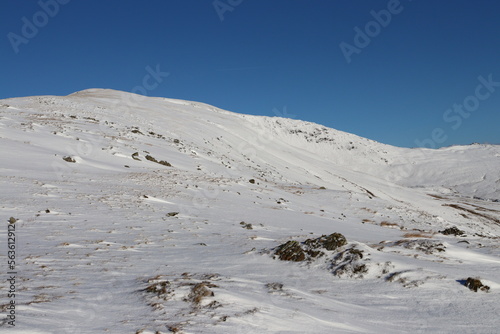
[1,0,499,148]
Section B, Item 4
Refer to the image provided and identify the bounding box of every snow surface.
[0,89,499,333]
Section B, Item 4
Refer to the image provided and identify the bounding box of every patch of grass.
[380,221,400,228]
[187,283,214,305]
[403,232,433,238]
[361,207,377,214]
[444,204,500,224]
[144,280,172,297]
[428,194,447,200]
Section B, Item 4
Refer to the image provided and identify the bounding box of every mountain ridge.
[0,89,499,333]
[2,88,498,201]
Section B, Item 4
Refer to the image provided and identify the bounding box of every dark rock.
[266,282,284,292]
[132,152,141,161]
[146,154,172,167]
[274,241,305,262]
[439,226,465,236]
[240,222,253,230]
[274,233,348,262]
[331,247,368,278]
[465,277,490,292]
[304,233,347,251]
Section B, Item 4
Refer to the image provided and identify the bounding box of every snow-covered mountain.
[1,89,499,333]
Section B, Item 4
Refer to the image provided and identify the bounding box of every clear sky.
[1,0,499,148]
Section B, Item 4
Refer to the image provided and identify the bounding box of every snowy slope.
[0,89,499,333]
